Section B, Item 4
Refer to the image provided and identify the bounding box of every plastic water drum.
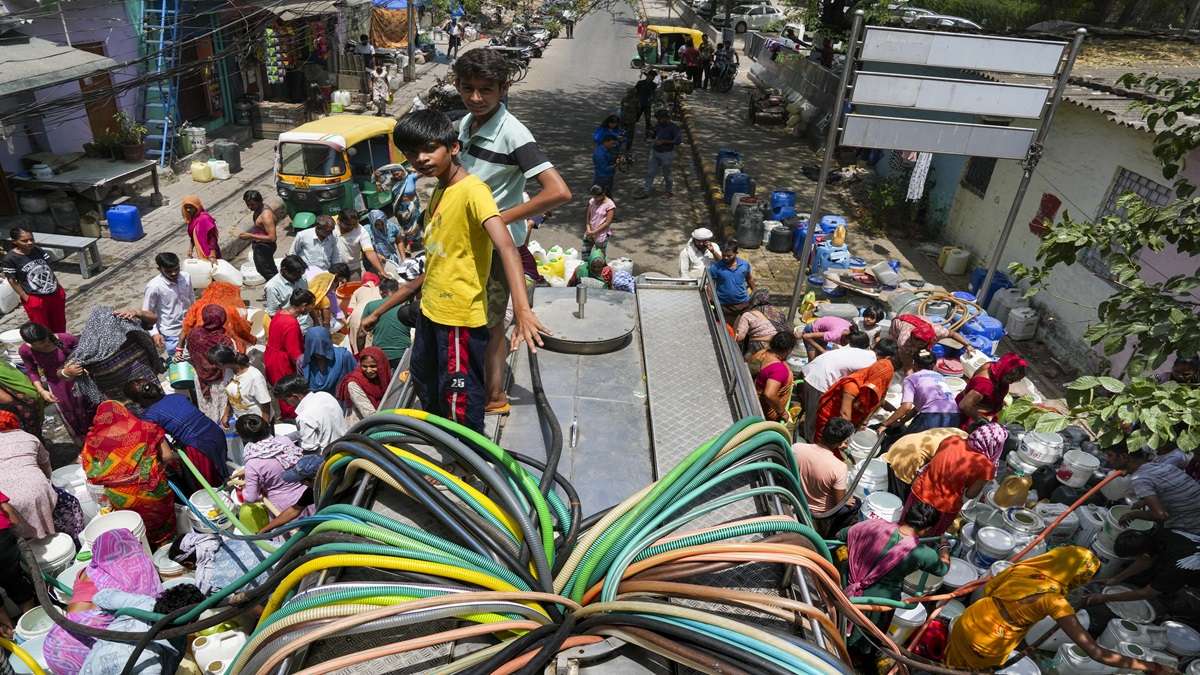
[54,561,86,603]
[715,149,741,179]
[852,459,888,498]
[863,491,902,523]
[723,172,755,204]
[190,161,213,183]
[943,248,971,275]
[211,259,244,286]
[1029,610,1089,652]
[770,190,796,216]
[207,159,231,180]
[969,268,1012,308]
[183,258,215,289]
[106,204,144,242]
[240,262,266,287]
[82,510,151,555]
[29,532,76,576]
[1006,306,1039,341]
[988,287,1029,325]
[975,315,1005,341]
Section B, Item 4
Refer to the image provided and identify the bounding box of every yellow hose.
[259,554,539,622]
[0,637,47,675]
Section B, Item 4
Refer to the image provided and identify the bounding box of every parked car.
[894,6,937,24]
[714,4,785,33]
[911,13,981,31]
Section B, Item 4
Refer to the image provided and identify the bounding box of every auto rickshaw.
[275,114,400,227]
[632,26,704,70]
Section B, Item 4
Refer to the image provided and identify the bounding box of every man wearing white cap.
[679,228,721,279]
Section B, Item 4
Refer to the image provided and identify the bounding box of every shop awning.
[0,31,119,97]
[268,0,340,21]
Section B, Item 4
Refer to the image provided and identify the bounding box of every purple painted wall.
[21,2,141,156]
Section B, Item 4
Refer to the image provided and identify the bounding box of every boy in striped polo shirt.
[452,48,572,415]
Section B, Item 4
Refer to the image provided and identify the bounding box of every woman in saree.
[839,501,949,672]
[0,358,44,439]
[183,195,221,261]
[751,331,796,425]
[125,379,229,492]
[80,401,176,546]
[307,263,352,330]
[43,529,164,675]
[904,422,1005,535]
[811,338,899,446]
[180,281,254,351]
[346,272,383,353]
[69,306,163,406]
[734,289,785,356]
[18,321,92,440]
[946,546,1165,672]
[336,346,392,422]
[957,351,1028,429]
[264,289,314,419]
[182,305,235,423]
[302,326,356,396]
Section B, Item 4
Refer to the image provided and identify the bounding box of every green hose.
[850,596,915,609]
[320,504,519,568]
[264,587,518,628]
[176,447,273,552]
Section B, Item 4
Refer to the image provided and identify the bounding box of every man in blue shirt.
[593,134,619,197]
[708,239,755,323]
[643,110,682,197]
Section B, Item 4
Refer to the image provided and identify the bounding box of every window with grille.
[1080,167,1173,279]
[961,156,998,197]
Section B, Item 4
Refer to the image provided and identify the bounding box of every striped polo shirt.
[457,104,553,246]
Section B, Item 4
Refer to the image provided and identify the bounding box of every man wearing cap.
[679,229,720,279]
[262,454,325,531]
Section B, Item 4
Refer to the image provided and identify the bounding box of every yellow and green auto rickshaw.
[632,26,704,69]
[275,115,400,227]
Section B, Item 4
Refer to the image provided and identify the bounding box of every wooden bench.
[33,232,103,279]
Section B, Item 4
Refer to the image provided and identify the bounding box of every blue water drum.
[770,190,796,216]
[716,149,742,180]
[969,268,1012,308]
[975,315,1006,341]
[723,172,755,204]
[820,214,847,234]
[966,333,994,355]
[106,204,144,242]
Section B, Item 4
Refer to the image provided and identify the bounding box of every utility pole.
[406,0,417,81]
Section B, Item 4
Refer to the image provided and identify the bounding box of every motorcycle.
[411,75,467,121]
[491,31,545,57]
[712,59,738,93]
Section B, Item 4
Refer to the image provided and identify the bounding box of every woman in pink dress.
[183,195,221,260]
[18,321,94,440]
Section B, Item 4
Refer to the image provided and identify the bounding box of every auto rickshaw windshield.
[279,142,345,177]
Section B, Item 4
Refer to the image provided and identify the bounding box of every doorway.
[76,42,119,140]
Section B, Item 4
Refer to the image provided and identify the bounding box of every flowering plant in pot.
[110,111,149,161]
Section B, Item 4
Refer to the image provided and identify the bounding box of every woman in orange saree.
[811,339,899,447]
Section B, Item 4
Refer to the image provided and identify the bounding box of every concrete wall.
[943,103,1200,375]
[22,2,141,156]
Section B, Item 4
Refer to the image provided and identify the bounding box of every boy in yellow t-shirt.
[392,109,548,432]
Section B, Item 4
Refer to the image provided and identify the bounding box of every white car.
[718,4,785,33]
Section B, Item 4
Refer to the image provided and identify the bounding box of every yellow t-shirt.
[419,174,502,327]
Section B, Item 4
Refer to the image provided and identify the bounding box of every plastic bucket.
[942,557,979,592]
[863,491,902,523]
[1028,610,1088,653]
[51,463,100,520]
[14,607,53,643]
[240,262,266,287]
[1092,535,1130,580]
[887,603,927,643]
[169,361,197,389]
[1021,431,1063,465]
[1053,643,1111,675]
[973,526,1016,568]
[1099,504,1154,549]
[846,429,878,464]
[1002,508,1044,540]
[902,568,943,596]
[956,522,976,560]
[940,599,967,628]
[82,510,150,555]
[29,532,76,576]
[189,489,233,534]
[1056,449,1099,488]
[851,459,889,498]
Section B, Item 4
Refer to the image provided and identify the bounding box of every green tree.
[1007,74,1200,453]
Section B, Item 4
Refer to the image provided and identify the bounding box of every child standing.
[392,109,548,432]
[581,185,615,260]
[592,135,619,197]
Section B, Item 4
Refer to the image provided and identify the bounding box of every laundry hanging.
[907,152,932,201]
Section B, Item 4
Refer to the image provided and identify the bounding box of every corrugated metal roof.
[0,31,118,97]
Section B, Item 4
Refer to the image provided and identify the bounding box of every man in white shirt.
[142,252,194,359]
[678,228,720,279]
[336,208,385,276]
[264,255,313,331]
[800,331,879,442]
[289,215,340,271]
[274,374,348,453]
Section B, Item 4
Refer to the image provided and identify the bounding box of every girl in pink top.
[800,315,852,359]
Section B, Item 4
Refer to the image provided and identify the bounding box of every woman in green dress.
[838,500,950,672]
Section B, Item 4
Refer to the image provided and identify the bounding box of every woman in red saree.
[184,195,221,260]
[183,305,235,424]
[264,289,314,418]
[956,352,1028,429]
[811,339,899,446]
[80,401,176,546]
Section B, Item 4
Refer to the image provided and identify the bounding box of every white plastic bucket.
[973,527,1016,568]
[29,532,77,576]
[846,429,878,464]
[863,491,902,523]
[1028,610,1088,652]
[14,607,53,643]
[1092,535,1130,580]
[1021,431,1064,465]
[942,557,979,592]
[1100,471,1132,501]
[275,423,298,439]
[887,603,927,643]
[956,521,976,560]
[189,489,233,534]
[9,635,48,674]
[82,510,150,555]
[1103,584,1157,623]
[248,308,268,342]
[1099,504,1154,549]
[51,463,100,519]
[1006,451,1041,477]
[1056,449,1100,488]
[902,568,942,596]
[940,599,966,628]
[851,459,888,498]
